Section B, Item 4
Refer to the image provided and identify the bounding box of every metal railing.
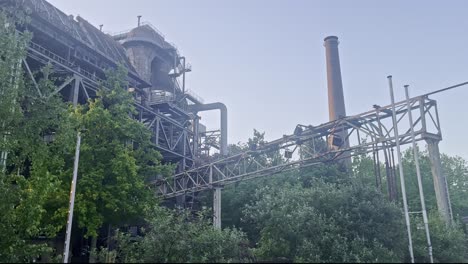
[148,91,174,104]
[28,39,105,87]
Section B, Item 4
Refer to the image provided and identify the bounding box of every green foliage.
[0,11,78,261]
[0,15,172,260]
[354,147,468,262]
[412,213,467,263]
[0,173,54,262]
[70,66,173,238]
[243,181,406,263]
[400,147,468,221]
[222,130,346,241]
[441,154,468,220]
[106,206,251,263]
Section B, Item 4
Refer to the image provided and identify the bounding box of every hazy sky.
[48,0,468,159]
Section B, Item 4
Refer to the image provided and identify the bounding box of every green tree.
[66,67,173,259]
[353,147,468,262]
[412,212,467,263]
[243,181,406,263]
[441,153,468,220]
[222,130,346,242]
[0,11,76,262]
[105,206,251,263]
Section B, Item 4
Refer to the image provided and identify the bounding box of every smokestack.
[137,15,142,27]
[324,36,351,170]
[324,36,346,121]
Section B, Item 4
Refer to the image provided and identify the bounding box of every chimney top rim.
[324,36,339,42]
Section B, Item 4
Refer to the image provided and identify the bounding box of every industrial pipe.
[187,102,228,156]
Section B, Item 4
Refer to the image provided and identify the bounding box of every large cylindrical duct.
[187,102,228,156]
[324,36,347,121]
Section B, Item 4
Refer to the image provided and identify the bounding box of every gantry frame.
[152,96,442,198]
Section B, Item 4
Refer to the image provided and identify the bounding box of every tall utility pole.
[405,85,433,263]
[63,79,82,263]
[388,75,414,263]
[63,132,82,263]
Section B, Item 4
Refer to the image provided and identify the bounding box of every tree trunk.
[89,236,97,263]
[106,224,112,263]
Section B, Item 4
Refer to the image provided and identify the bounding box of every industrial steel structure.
[1,0,455,253]
[152,93,450,220]
[0,0,228,175]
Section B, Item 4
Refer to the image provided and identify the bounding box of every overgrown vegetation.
[0,11,466,263]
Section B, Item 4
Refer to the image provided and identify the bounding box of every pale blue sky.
[48,0,468,158]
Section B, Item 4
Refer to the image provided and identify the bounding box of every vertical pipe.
[372,145,379,188]
[376,147,382,190]
[193,117,199,156]
[182,131,187,170]
[63,132,82,263]
[181,57,186,94]
[388,75,414,263]
[405,85,434,263]
[385,147,394,201]
[220,107,228,156]
[391,147,399,200]
[173,52,178,98]
[383,145,393,198]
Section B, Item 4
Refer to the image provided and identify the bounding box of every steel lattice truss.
[152,96,442,198]
[23,38,195,167]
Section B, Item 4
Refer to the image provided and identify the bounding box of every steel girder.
[152,96,442,198]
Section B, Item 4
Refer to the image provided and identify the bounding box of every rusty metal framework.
[152,96,442,198]
[199,130,221,155]
[3,0,197,169]
[23,43,196,168]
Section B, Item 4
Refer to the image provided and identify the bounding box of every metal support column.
[405,85,433,263]
[63,76,82,262]
[63,132,82,263]
[426,138,453,225]
[72,76,80,107]
[155,118,160,146]
[388,75,414,263]
[213,187,222,229]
